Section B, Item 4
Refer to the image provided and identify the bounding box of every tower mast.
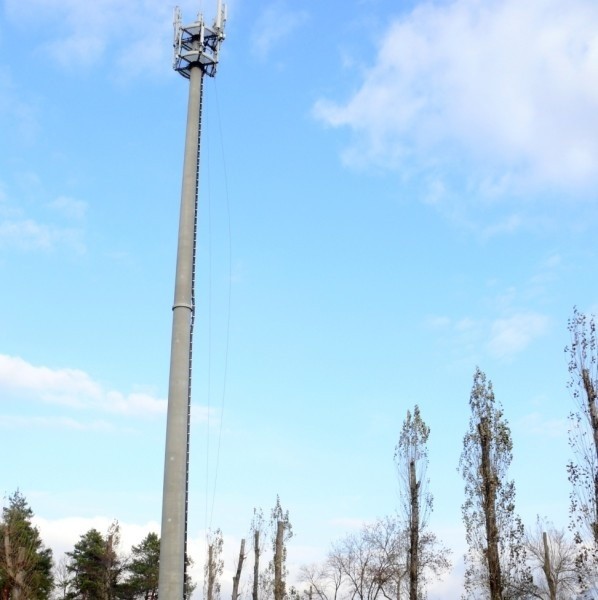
[159,5,226,599]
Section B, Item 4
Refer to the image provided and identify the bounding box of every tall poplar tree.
[270,497,292,600]
[566,307,598,578]
[459,368,532,599]
[394,405,432,600]
[204,530,224,600]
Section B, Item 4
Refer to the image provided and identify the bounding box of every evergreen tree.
[0,490,53,600]
[121,533,159,600]
[66,523,121,600]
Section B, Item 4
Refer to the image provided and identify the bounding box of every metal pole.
[159,62,203,600]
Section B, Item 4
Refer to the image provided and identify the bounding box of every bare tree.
[300,516,448,600]
[53,555,70,600]
[394,405,432,600]
[566,308,598,580]
[525,518,579,600]
[298,561,344,600]
[328,518,403,600]
[459,368,533,600]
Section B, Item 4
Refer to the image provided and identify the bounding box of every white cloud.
[0,354,217,427]
[0,68,39,142]
[4,0,198,75]
[251,3,308,59]
[517,412,567,438]
[33,516,241,599]
[315,0,598,195]
[487,312,550,358]
[0,218,84,253]
[426,308,550,362]
[34,515,161,561]
[49,196,87,221]
[0,414,117,432]
[0,354,166,416]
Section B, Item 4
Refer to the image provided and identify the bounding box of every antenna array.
[173,3,227,78]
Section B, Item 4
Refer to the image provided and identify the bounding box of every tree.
[301,516,449,600]
[118,533,194,600]
[298,561,344,600]
[251,509,265,600]
[66,523,121,600]
[269,497,292,600]
[524,518,579,600]
[231,539,246,600]
[0,490,54,600]
[121,533,160,600]
[204,530,224,600]
[394,405,433,600]
[328,517,404,600]
[53,557,70,600]
[566,308,598,578]
[459,368,532,599]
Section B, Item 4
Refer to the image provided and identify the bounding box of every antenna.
[172,2,227,78]
[159,4,227,600]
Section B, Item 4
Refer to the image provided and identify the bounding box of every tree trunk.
[207,544,215,600]
[274,521,285,600]
[542,531,557,600]
[232,539,245,600]
[582,368,598,544]
[3,528,25,600]
[408,460,419,600]
[478,418,502,600]
[252,530,260,600]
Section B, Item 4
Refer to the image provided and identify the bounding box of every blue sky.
[1,0,598,597]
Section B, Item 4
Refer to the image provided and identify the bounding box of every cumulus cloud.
[315,0,598,195]
[517,412,567,438]
[3,0,204,75]
[487,312,550,358]
[34,516,242,600]
[49,196,87,221]
[34,515,160,560]
[0,218,84,253]
[0,354,166,416]
[251,3,308,59]
[0,414,117,432]
[425,308,550,362]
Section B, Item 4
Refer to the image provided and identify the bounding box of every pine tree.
[66,523,121,600]
[0,490,53,600]
[122,533,160,600]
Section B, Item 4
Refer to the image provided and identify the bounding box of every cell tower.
[159,4,226,600]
